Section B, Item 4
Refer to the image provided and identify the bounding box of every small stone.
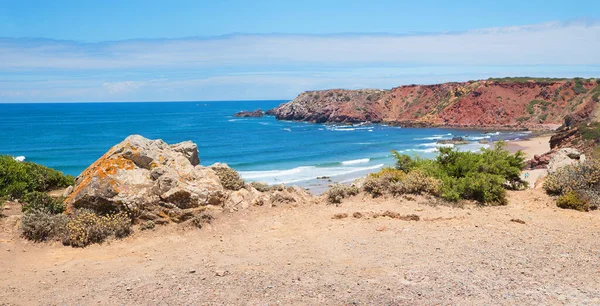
[189,269,196,274]
[376,226,387,232]
[215,269,229,277]
[126,287,132,291]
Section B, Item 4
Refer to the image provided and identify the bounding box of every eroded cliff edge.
[270,78,600,130]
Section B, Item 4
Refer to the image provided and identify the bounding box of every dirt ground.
[2,186,600,305]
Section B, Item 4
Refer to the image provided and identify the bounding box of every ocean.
[0,101,531,192]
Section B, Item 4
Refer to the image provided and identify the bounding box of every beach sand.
[506,135,553,188]
[506,135,552,160]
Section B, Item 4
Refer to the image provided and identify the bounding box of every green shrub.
[391,142,527,205]
[455,173,507,205]
[211,165,245,190]
[390,152,415,172]
[579,122,600,140]
[557,190,589,211]
[326,183,359,204]
[63,209,131,247]
[21,209,68,242]
[369,167,406,181]
[21,191,65,215]
[0,155,74,200]
[249,181,271,192]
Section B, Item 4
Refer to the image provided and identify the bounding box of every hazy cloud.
[1,20,599,102]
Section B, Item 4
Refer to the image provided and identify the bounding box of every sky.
[1,0,599,102]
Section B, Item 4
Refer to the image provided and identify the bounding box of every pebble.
[189,269,196,274]
[215,270,229,277]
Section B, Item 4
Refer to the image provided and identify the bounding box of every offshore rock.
[233,109,264,117]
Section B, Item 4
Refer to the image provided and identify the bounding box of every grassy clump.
[383,142,526,205]
[21,191,65,215]
[63,209,132,247]
[556,190,590,212]
[326,183,360,204]
[0,155,74,201]
[249,181,271,192]
[579,122,600,140]
[544,160,600,211]
[211,165,245,191]
[21,209,68,242]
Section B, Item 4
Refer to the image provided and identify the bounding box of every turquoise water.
[0,101,530,186]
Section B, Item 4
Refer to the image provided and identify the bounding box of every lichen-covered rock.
[64,135,225,223]
[64,135,314,224]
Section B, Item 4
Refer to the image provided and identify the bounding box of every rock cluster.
[527,148,586,172]
[64,135,312,224]
[233,109,264,117]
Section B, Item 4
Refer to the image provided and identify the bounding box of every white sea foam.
[14,156,25,162]
[240,164,384,185]
[282,128,292,132]
[341,158,370,165]
[258,122,269,125]
[421,142,455,148]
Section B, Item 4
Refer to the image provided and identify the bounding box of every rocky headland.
[269,78,599,130]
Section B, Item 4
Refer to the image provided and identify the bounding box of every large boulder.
[547,148,586,173]
[64,135,314,224]
[64,135,227,223]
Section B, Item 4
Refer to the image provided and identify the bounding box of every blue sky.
[1,0,599,102]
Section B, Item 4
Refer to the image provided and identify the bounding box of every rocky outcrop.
[270,79,599,130]
[64,135,313,224]
[437,137,469,145]
[233,109,264,117]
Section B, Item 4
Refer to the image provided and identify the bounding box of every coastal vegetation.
[544,159,600,211]
[0,154,74,202]
[362,142,527,205]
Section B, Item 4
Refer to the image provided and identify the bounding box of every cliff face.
[272,78,600,130]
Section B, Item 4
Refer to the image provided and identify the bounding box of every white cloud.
[102,81,145,94]
[0,20,599,102]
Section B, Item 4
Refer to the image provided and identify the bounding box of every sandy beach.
[506,135,552,160]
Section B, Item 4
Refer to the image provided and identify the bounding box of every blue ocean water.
[0,101,530,188]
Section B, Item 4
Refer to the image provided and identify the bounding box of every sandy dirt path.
[2,187,600,305]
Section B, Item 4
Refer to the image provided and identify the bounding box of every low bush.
[21,191,65,215]
[556,190,590,212]
[0,155,74,200]
[369,167,406,181]
[544,160,600,211]
[326,183,359,204]
[249,181,271,192]
[211,165,245,191]
[402,170,440,195]
[362,175,386,197]
[63,209,131,247]
[139,220,156,231]
[544,160,600,195]
[21,209,68,241]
